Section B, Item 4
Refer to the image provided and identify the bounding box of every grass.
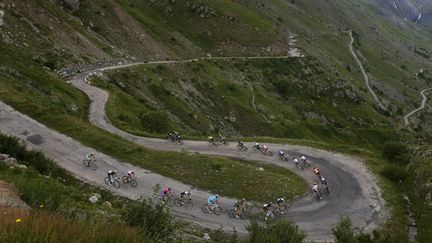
[94,58,396,152]
[0,211,150,243]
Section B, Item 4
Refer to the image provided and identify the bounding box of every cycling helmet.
[215,194,219,198]
[313,183,317,185]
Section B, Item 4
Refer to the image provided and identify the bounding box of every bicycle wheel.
[90,162,97,171]
[122,176,129,183]
[228,209,236,219]
[224,141,229,146]
[267,151,274,156]
[82,159,88,166]
[202,204,210,213]
[184,200,193,210]
[104,177,110,186]
[113,180,120,189]
[130,179,137,188]
[273,207,281,216]
[174,198,183,207]
[213,206,223,215]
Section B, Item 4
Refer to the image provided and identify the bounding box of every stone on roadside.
[257,167,265,172]
[203,233,211,240]
[89,195,99,204]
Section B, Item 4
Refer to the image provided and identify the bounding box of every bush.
[382,142,409,164]
[380,164,409,182]
[247,220,306,243]
[140,111,169,133]
[333,217,408,243]
[122,198,179,242]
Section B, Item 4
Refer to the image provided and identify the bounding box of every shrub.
[382,142,409,164]
[247,220,306,243]
[122,198,179,242]
[140,111,169,133]
[380,164,409,182]
[333,217,408,243]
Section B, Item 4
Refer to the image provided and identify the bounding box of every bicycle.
[104,176,120,189]
[174,197,193,209]
[219,139,229,146]
[201,203,223,215]
[228,207,249,219]
[237,144,248,151]
[158,194,174,207]
[82,158,97,171]
[122,174,138,188]
[275,202,290,215]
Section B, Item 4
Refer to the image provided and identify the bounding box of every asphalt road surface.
[0,62,388,241]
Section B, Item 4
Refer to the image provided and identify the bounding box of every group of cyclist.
[167,131,182,143]
[208,134,228,145]
[83,152,136,186]
[86,136,329,220]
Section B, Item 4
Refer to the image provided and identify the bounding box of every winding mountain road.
[348,31,387,111]
[404,87,432,126]
[0,58,388,241]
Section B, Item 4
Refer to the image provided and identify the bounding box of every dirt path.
[404,87,432,126]
[347,31,387,111]
[0,57,388,241]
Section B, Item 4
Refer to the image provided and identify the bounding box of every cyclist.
[262,202,273,220]
[219,134,226,143]
[180,191,191,199]
[208,136,214,144]
[175,132,182,143]
[161,187,173,201]
[167,132,174,142]
[107,170,117,184]
[126,169,135,179]
[275,197,287,215]
[238,141,244,148]
[320,176,328,187]
[312,183,322,199]
[262,145,268,152]
[85,152,96,166]
[207,194,220,210]
[234,198,247,218]
[301,155,307,163]
[293,157,299,167]
[313,167,320,176]
[253,141,260,150]
[301,155,310,167]
[278,150,285,158]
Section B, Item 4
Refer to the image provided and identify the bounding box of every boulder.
[3,157,19,167]
[89,195,99,204]
[203,233,211,241]
[63,0,80,12]
[0,10,4,27]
